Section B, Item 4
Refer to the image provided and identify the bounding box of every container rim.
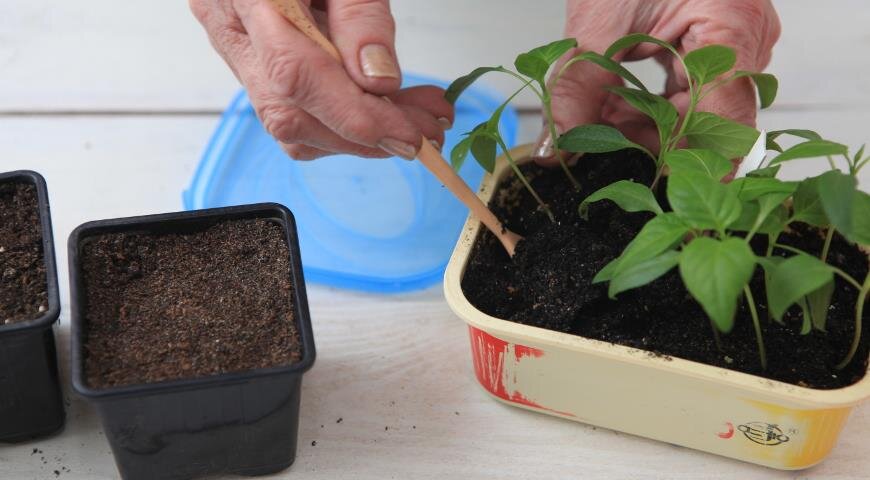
[68,202,316,400]
[0,170,61,335]
[444,145,870,408]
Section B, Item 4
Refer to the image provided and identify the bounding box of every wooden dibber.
[266,0,522,257]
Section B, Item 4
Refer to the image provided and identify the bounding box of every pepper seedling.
[558,33,776,190]
[574,34,869,371]
[446,39,591,221]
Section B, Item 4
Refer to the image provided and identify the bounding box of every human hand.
[190,0,453,160]
[533,0,780,164]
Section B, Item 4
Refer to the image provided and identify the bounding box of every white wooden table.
[1,1,867,478]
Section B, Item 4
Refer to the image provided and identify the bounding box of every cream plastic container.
[444,145,870,470]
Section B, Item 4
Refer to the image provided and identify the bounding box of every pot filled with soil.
[69,203,315,480]
[0,170,65,442]
[443,36,870,469]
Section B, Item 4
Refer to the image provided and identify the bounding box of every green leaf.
[609,251,680,298]
[664,149,732,181]
[574,52,648,91]
[756,255,783,273]
[798,298,812,335]
[593,213,688,283]
[846,190,870,245]
[515,39,578,85]
[558,124,645,154]
[593,256,621,284]
[579,180,663,218]
[667,172,742,231]
[450,136,472,171]
[683,112,759,158]
[445,66,504,104]
[807,280,835,332]
[605,33,677,59]
[817,169,858,236]
[755,192,793,222]
[791,177,829,227]
[747,165,781,178]
[767,137,784,153]
[740,191,791,231]
[469,124,497,173]
[766,254,834,321]
[679,237,757,333]
[684,45,736,86]
[734,71,778,109]
[730,177,797,202]
[731,202,789,235]
[607,86,677,146]
[742,191,792,235]
[514,53,550,85]
[527,39,578,64]
[765,205,790,235]
[854,144,866,164]
[769,140,849,166]
[767,129,822,142]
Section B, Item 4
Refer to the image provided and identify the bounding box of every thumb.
[328,0,402,96]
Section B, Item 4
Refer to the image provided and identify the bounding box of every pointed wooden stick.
[266,0,522,257]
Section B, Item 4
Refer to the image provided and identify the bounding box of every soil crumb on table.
[81,218,301,388]
[462,150,869,389]
[0,181,47,325]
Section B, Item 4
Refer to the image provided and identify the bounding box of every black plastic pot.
[0,170,65,443]
[69,203,316,480]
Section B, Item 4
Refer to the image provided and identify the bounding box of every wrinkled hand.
[190,0,453,160]
[534,0,780,164]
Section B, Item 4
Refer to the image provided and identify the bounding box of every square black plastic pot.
[68,203,316,480]
[0,170,65,443]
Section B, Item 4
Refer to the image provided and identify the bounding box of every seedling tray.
[0,170,65,443]
[69,203,316,480]
[444,146,870,470]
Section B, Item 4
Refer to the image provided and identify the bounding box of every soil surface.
[0,181,48,325]
[81,218,302,389]
[463,150,869,389]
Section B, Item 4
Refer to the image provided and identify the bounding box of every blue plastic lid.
[184,74,517,293]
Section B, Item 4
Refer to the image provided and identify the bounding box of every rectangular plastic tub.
[0,170,65,442]
[68,203,316,480]
[443,145,870,470]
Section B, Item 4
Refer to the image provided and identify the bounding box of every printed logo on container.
[737,422,790,446]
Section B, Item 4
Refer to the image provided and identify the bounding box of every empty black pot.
[0,170,65,443]
[69,203,316,480]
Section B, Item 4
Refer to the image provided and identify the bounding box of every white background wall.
[2,1,868,184]
[2,1,870,110]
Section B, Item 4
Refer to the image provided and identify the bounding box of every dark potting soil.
[0,181,48,325]
[463,150,870,389]
[80,218,302,389]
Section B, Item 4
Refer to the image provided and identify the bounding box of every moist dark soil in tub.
[81,218,302,389]
[462,150,870,389]
[0,181,48,325]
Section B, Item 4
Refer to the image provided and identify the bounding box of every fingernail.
[437,117,452,130]
[378,137,417,160]
[532,129,554,160]
[429,139,441,151]
[360,44,400,79]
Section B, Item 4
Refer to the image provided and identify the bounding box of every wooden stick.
[417,140,521,256]
[266,0,522,256]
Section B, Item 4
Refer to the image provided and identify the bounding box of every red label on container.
[468,326,574,417]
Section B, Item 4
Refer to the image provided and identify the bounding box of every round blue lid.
[184,74,518,293]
